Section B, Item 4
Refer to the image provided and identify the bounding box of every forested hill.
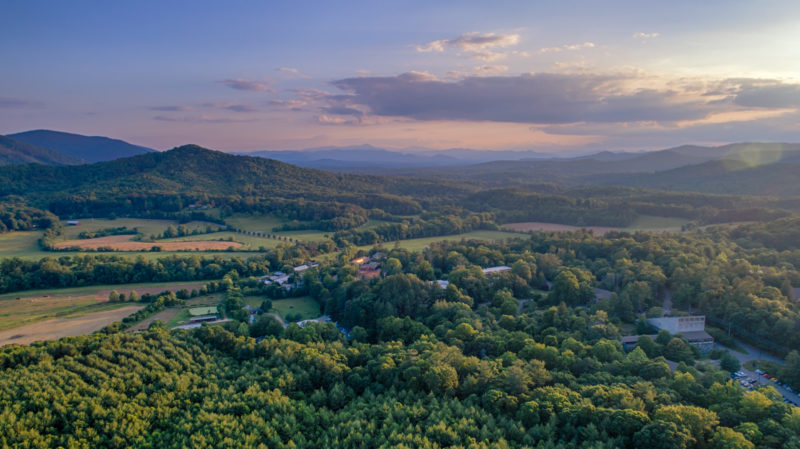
[345,142,800,198]
[0,145,379,197]
[0,135,84,166]
[8,129,155,163]
[589,160,800,197]
[0,144,794,228]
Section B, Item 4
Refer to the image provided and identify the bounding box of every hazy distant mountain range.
[6,130,155,164]
[241,142,800,173]
[239,145,563,169]
[2,129,800,197]
[371,142,800,180]
[243,142,800,197]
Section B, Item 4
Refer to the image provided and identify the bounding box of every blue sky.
[1,0,799,152]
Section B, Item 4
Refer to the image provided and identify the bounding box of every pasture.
[502,222,617,235]
[623,215,690,232]
[0,231,42,259]
[59,218,221,239]
[0,304,144,346]
[0,231,263,261]
[0,217,260,260]
[225,214,331,242]
[367,230,525,252]
[0,280,211,331]
[224,214,391,242]
[161,231,284,250]
[502,215,691,235]
[53,235,243,251]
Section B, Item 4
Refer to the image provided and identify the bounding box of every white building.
[647,316,706,334]
[647,315,714,353]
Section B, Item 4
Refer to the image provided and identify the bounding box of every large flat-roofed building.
[647,316,706,334]
[647,315,714,353]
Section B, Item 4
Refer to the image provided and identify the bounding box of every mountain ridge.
[8,129,156,163]
[0,135,85,166]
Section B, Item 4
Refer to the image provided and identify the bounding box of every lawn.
[189,306,218,316]
[257,296,321,322]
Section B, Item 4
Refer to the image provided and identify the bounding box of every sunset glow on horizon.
[2,0,799,153]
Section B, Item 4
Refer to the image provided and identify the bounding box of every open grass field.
[53,234,244,251]
[0,231,42,259]
[365,230,525,252]
[502,222,618,235]
[623,215,690,232]
[0,280,213,302]
[225,214,331,242]
[243,296,265,309]
[502,215,691,235]
[0,280,212,331]
[0,217,260,261]
[225,214,387,242]
[0,304,143,347]
[0,243,264,261]
[161,231,283,250]
[59,218,221,240]
[244,295,320,321]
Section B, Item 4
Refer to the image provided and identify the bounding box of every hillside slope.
[0,144,420,201]
[8,130,155,163]
[590,159,800,197]
[0,135,84,166]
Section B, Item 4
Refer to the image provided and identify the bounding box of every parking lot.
[724,339,800,406]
